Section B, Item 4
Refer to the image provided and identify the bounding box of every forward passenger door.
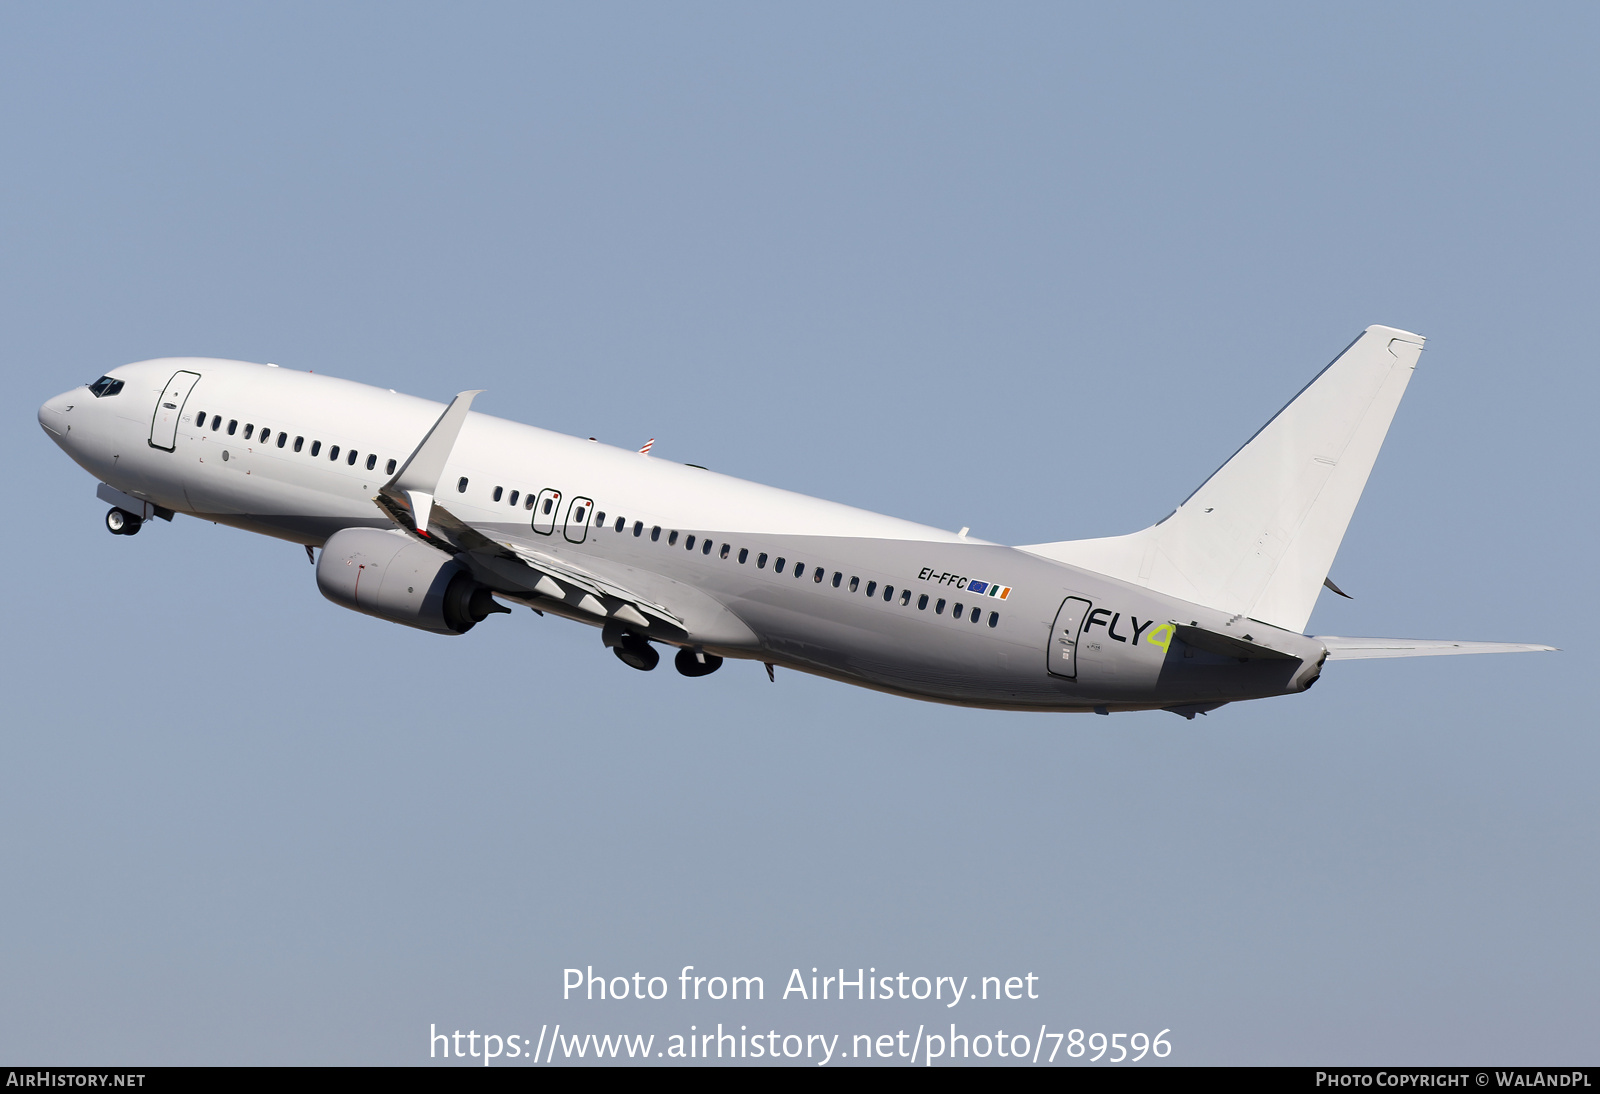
[149,371,201,451]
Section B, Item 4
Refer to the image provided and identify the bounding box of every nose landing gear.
[106,507,142,536]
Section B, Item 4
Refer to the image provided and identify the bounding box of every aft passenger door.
[149,370,201,451]
[531,488,562,535]
[1047,596,1092,679]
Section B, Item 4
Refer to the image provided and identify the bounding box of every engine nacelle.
[316,527,508,635]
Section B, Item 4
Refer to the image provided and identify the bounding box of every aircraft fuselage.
[39,357,1328,714]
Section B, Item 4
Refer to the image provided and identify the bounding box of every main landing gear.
[105,507,142,536]
[603,624,724,677]
[674,648,723,677]
[609,632,661,672]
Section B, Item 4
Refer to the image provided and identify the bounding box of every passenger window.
[883,585,894,602]
[212,415,221,430]
[832,572,841,588]
[456,476,466,491]
[738,548,748,564]
[848,576,858,592]
[633,521,643,537]
[228,420,238,435]
[194,410,205,426]
[775,557,786,574]
[794,561,805,577]
[668,530,678,545]
[543,498,554,515]
[900,589,912,606]
[294,436,303,452]
[936,598,945,614]
[721,544,730,560]
[277,433,287,449]
[988,611,999,628]
[703,540,714,556]
[651,526,661,541]
[866,581,877,597]
[813,566,823,582]
[387,459,397,475]
[918,594,928,610]
[509,490,520,507]
[526,495,536,510]
[686,535,696,550]
[757,553,768,569]
[953,602,964,618]
[366,454,377,471]
[310,441,321,456]
[595,511,605,525]
[347,450,357,465]
[493,486,504,502]
[970,607,980,623]
[615,517,625,532]
[330,445,340,460]
[244,424,254,439]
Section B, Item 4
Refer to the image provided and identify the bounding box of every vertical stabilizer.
[1020,325,1425,633]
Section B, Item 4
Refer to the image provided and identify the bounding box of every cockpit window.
[87,376,124,398]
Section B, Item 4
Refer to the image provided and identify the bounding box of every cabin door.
[149,371,201,451]
[1047,596,1092,679]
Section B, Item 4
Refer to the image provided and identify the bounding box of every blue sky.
[2,2,1594,1064]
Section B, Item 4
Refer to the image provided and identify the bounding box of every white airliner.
[37,325,1552,717]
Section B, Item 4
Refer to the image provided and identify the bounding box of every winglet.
[382,390,483,532]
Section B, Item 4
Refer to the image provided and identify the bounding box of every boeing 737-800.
[36,325,1552,718]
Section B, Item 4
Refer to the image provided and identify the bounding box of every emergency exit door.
[563,496,594,543]
[1047,596,1092,679]
[531,488,562,535]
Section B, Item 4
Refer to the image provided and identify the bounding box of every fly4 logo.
[1084,608,1174,653]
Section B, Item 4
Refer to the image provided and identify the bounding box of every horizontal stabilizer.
[1317,636,1557,660]
[1174,622,1297,660]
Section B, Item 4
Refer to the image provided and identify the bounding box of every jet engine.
[316,527,509,635]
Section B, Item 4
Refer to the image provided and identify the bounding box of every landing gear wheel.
[611,634,660,672]
[106,508,142,536]
[674,648,724,677]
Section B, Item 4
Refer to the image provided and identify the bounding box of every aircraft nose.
[38,390,77,440]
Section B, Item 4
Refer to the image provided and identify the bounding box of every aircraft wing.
[1316,636,1557,660]
[499,540,686,630]
[374,488,687,631]
[371,389,687,633]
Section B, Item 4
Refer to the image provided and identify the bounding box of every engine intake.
[316,527,509,635]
